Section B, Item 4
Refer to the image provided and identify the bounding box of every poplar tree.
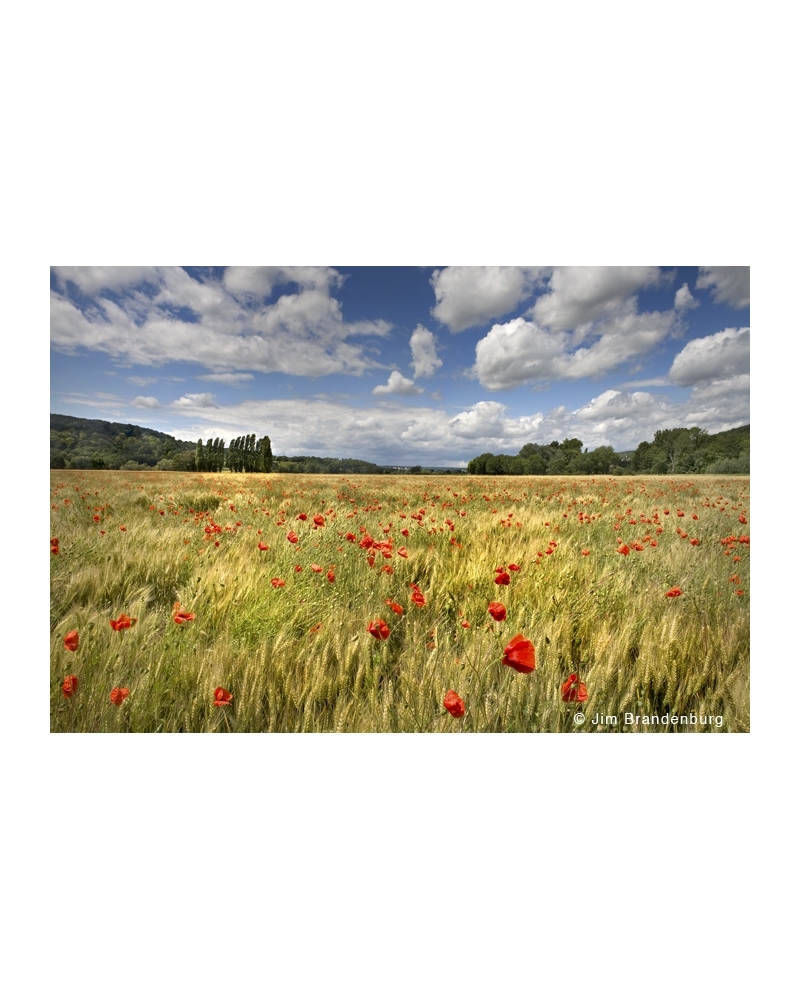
[258,435,273,473]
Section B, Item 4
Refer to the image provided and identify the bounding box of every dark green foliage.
[469,425,749,476]
[50,414,199,471]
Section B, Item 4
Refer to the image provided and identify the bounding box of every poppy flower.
[61,674,79,698]
[397,546,409,558]
[271,577,286,587]
[214,687,233,707]
[309,623,323,633]
[310,564,323,573]
[581,549,590,556]
[561,673,588,703]
[739,514,747,524]
[736,589,745,596]
[384,600,404,615]
[488,601,507,622]
[495,571,510,585]
[313,514,325,527]
[665,587,683,598]
[410,589,426,607]
[401,528,409,537]
[617,544,630,556]
[295,564,303,572]
[367,618,391,640]
[286,530,299,543]
[63,630,79,652]
[443,690,466,718]
[257,542,269,551]
[110,613,137,631]
[502,634,536,674]
[172,603,195,625]
[51,538,60,555]
[109,687,130,706]
[461,621,471,628]
[296,513,307,520]
[508,563,521,571]
[326,569,335,583]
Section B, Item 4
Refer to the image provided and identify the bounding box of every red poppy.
[384,600,404,615]
[397,546,409,558]
[495,571,510,585]
[739,514,747,524]
[617,544,630,556]
[508,563,521,571]
[729,575,740,584]
[581,549,590,556]
[346,532,356,541]
[286,530,299,543]
[109,687,130,706]
[295,564,303,572]
[443,690,466,718]
[461,621,471,628]
[401,528,409,537]
[172,603,195,625]
[63,630,79,652]
[214,687,233,707]
[110,613,137,631]
[736,589,745,596]
[296,513,307,520]
[257,542,269,551]
[51,537,60,555]
[309,623,323,633]
[502,634,536,673]
[313,514,326,527]
[367,618,391,640]
[410,589,426,607]
[488,601,507,622]
[271,577,286,587]
[310,564,322,573]
[62,674,78,698]
[665,587,683,598]
[327,569,335,583]
[561,673,588,703]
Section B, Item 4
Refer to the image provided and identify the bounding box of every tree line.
[467,424,748,476]
[50,414,275,473]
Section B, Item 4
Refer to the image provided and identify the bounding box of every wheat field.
[49,470,749,733]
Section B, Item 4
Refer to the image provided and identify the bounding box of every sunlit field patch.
[50,471,749,733]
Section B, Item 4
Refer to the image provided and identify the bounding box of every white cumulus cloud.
[50,267,392,378]
[409,325,442,378]
[531,266,661,331]
[696,267,749,308]
[132,396,160,408]
[473,302,675,390]
[431,267,546,332]
[668,327,750,386]
[173,392,217,407]
[674,283,698,311]
[372,371,424,396]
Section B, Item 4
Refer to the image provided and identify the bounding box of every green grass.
[50,470,749,732]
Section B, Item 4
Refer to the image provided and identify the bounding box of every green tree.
[257,435,273,473]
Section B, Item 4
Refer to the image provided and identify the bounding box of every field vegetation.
[50,471,749,733]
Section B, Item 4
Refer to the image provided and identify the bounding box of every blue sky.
[50,266,749,466]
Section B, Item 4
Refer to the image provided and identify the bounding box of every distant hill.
[50,414,384,473]
[51,414,198,470]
